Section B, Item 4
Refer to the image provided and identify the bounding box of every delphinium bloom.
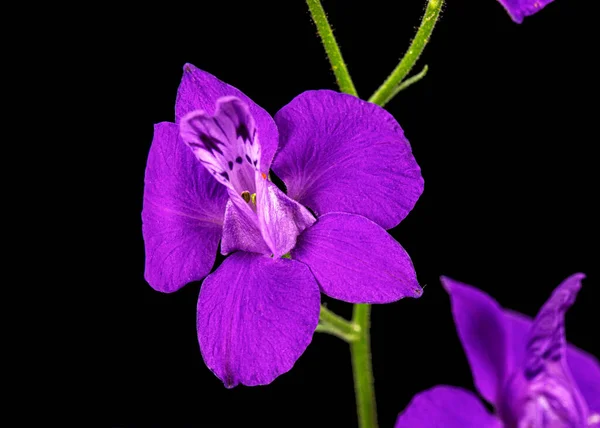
[395,273,600,427]
[497,0,554,23]
[142,64,424,387]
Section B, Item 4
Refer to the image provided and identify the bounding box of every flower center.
[180,96,316,257]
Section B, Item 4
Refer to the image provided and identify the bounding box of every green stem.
[378,65,429,107]
[369,0,443,106]
[306,0,358,96]
[351,304,377,428]
[317,305,360,342]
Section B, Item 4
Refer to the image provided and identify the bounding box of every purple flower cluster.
[142,64,424,387]
[396,274,600,427]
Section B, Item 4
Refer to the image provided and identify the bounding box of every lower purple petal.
[440,276,509,407]
[496,0,554,23]
[395,385,501,428]
[142,122,227,293]
[292,213,421,303]
[197,252,320,388]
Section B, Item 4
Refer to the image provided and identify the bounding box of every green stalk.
[306,0,358,96]
[317,305,360,342]
[350,304,377,428]
[369,0,443,106]
[378,65,429,107]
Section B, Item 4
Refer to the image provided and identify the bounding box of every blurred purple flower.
[396,273,600,427]
[497,0,554,23]
[142,64,424,387]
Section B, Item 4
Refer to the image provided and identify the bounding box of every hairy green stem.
[369,0,443,106]
[306,0,358,96]
[351,304,377,428]
[378,65,429,107]
[317,305,360,342]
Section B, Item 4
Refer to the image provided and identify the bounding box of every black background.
[99,0,598,426]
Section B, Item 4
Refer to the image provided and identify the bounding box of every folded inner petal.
[221,200,270,255]
[440,276,510,407]
[292,213,421,303]
[504,310,600,420]
[175,64,278,172]
[197,252,320,388]
[256,178,315,258]
[180,97,261,201]
[273,90,423,230]
[496,0,554,24]
[500,274,591,426]
[142,122,227,292]
[395,385,501,428]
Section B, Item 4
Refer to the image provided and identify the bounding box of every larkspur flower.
[497,0,554,23]
[142,64,424,387]
[395,273,600,427]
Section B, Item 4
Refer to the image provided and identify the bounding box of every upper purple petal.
[292,213,421,303]
[180,97,263,193]
[196,252,321,388]
[395,385,502,428]
[142,122,227,293]
[496,0,554,23]
[256,178,315,258]
[500,273,590,426]
[272,90,423,230]
[175,64,278,171]
[441,276,510,407]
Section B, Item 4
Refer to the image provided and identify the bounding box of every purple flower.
[396,273,600,427]
[142,64,424,387]
[497,0,554,23]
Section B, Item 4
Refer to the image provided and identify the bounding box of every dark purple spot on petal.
[219,171,229,181]
[200,134,224,156]
[253,160,258,166]
[228,161,234,170]
[235,156,243,164]
[245,155,252,164]
[236,123,251,142]
[525,360,544,380]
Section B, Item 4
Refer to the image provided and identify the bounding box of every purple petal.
[256,178,315,258]
[522,274,584,384]
[440,276,509,407]
[175,64,278,171]
[221,200,270,255]
[273,90,423,230]
[292,213,421,303]
[565,344,600,417]
[502,274,600,417]
[197,252,320,388]
[142,122,227,293]
[496,0,554,23]
[180,97,262,199]
[395,385,501,428]
[501,274,589,427]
